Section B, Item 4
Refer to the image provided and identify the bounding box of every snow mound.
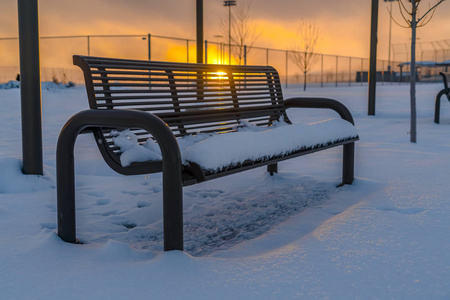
[0,80,20,89]
[0,81,75,90]
[0,158,55,193]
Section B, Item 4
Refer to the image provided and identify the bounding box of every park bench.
[57,55,358,251]
[434,72,450,123]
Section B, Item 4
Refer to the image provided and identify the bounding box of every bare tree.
[221,1,260,65]
[289,21,321,91]
[390,0,446,143]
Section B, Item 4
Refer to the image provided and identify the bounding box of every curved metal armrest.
[284,97,355,125]
[434,88,450,124]
[437,88,450,102]
[58,109,181,165]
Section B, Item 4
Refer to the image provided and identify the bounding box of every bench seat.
[114,118,358,172]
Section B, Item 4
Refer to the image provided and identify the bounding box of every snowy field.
[0,81,449,299]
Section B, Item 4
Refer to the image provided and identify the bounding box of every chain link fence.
[1,33,439,87]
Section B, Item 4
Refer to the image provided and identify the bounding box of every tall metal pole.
[18,0,43,175]
[388,1,393,71]
[410,0,417,143]
[228,5,231,64]
[368,0,379,116]
[384,0,399,72]
[224,1,236,65]
[196,0,203,63]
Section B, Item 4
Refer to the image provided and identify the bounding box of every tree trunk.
[410,1,417,143]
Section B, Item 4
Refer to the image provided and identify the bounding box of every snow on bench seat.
[113,118,358,172]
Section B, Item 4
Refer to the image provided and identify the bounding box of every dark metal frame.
[18,0,43,175]
[434,72,450,124]
[57,55,358,251]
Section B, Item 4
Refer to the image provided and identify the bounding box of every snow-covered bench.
[57,55,358,251]
[435,72,450,123]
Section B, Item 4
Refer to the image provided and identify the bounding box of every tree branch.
[418,0,446,23]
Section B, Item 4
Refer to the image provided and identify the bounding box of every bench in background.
[434,72,450,123]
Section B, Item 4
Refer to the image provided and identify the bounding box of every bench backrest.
[439,72,450,101]
[74,56,289,142]
[440,72,450,89]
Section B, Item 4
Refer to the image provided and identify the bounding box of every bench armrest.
[57,109,183,250]
[58,109,181,166]
[284,97,355,125]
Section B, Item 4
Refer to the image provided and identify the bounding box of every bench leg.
[435,93,441,124]
[162,162,183,251]
[267,163,278,176]
[342,142,355,185]
[57,131,77,243]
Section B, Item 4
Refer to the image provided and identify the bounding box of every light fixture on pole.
[223,0,236,65]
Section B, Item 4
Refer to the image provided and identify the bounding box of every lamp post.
[384,0,399,72]
[223,0,236,65]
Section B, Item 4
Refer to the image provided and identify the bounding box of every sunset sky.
[0,0,449,68]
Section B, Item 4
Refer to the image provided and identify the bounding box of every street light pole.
[384,0,399,72]
[18,0,43,175]
[223,0,236,65]
[368,0,379,116]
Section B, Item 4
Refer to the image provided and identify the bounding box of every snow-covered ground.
[0,81,449,299]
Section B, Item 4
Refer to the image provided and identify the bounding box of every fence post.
[244,45,247,65]
[148,34,151,61]
[18,0,43,175]
[87,36,90,56]
[335,56,338,88]
[321,54,324,88]
[349,57,351,87]
[285,50,288,88]
[205,40,208,64]
[361,58,364,86]
[266,48,269,66]
[186,40,189,63]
